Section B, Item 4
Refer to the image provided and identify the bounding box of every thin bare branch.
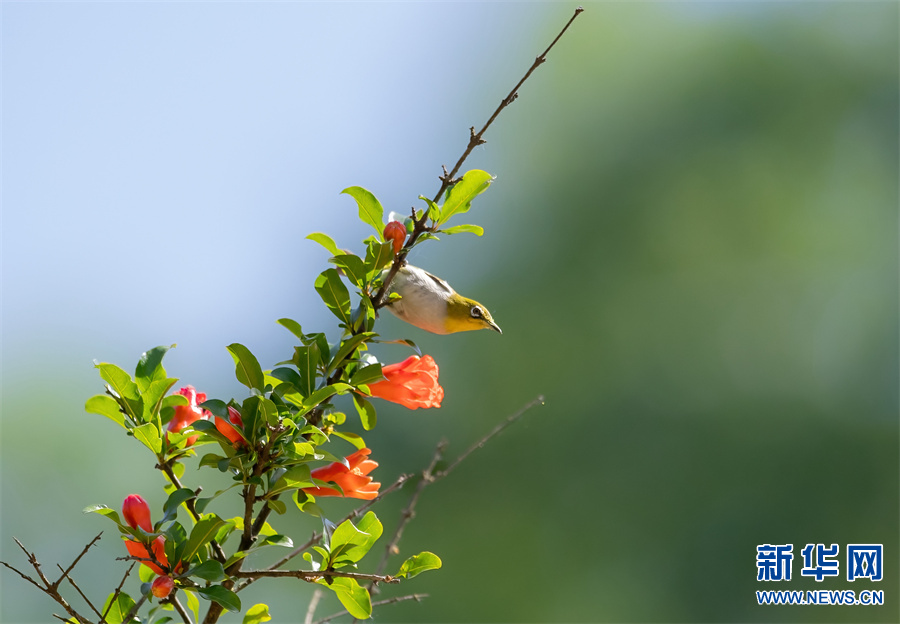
[232,569,399,584]
[121,592,150,624]
[166,593,193,624]
[56,564,103,620]
[53,532,103,590]
[313,593,429,624]
[5,539,94,624]
[373,6,584,308]
[304,587,323,624]
[437,395,544,480]
[101,562,135,624]
[375,443,447,578]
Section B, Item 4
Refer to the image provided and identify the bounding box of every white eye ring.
[471,306,483,318]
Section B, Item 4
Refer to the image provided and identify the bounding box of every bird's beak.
[488,320,502,334]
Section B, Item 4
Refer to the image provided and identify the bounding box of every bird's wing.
[422,269,456,295]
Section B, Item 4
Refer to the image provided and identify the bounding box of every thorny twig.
[313,593,429,624]
[373,6,584,308]
[232,569,400,584]
[374,396,544,587]
[102,562,136,623]
[0,534,105,624]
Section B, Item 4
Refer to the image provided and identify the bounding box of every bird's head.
[444,294,502,334]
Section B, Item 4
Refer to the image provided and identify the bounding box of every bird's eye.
[471,306,483,318]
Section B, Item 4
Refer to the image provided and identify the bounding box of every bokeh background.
[2,2,897,622]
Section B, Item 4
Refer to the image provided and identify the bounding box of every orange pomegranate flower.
[167,385,211,446]
[367,355,443,409]
[125,535,169,576]
[303,448,381,500]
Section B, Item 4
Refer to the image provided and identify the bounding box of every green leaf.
[276,317,306,342]
[102,591,137,624]
[293,344,320,397]
[185,589,200,622]
[198,585,241,612]
[83,504,124,527]
[133,422,162,455]
[331,430,367,450]
[141,377,178,422]
[199,398,229,419]
[266,499,287,515]
[315,269,352,325]
[270,464,315,495]
[227,343,265,392]
[161,488,195,524]
[329,513,382,566]
[326,577,371,619]
[330,253,367,288]
[164,521,188,565]
[364,240,395,276]
[243,604,272,624]
[96,363,142,422]
[306,231,341,256]
[396,551,442,578]
[187,559,226,582]
[441,223,484,236]
[97,363,140,400]
[419,195,441,221]
[182,515,226,564]
[138,562,155,583]
[298,384,352,417]
[349,363,383,387]
[328,332,375,376]
[437,169,493,227]
[352,394,377,431]
[259,534,293,548]
[342,186,385,239]
[135,345,174,388]
[331,512,382,566]
[260,397,280,427]
[85,395,126,429]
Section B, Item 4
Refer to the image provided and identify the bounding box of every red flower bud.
[167,386,211,446]
[151,575,175,598]
[303,448,381,500]
[122,494,152,532]
[383,221,406,255]
[367,355,443,409]
[214,406,247,448]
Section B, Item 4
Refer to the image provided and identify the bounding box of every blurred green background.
[2,2,897,623]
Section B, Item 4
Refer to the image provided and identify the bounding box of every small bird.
[382,264,502,335]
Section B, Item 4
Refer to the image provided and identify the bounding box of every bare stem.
[313,593,429,624]
[372,6,584,308]
[102,563,136,623]
[374,396,543,589]
[232,569,399,584]
[304,587,323,624]
[374,443,447,579]
[166,593,193,624]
